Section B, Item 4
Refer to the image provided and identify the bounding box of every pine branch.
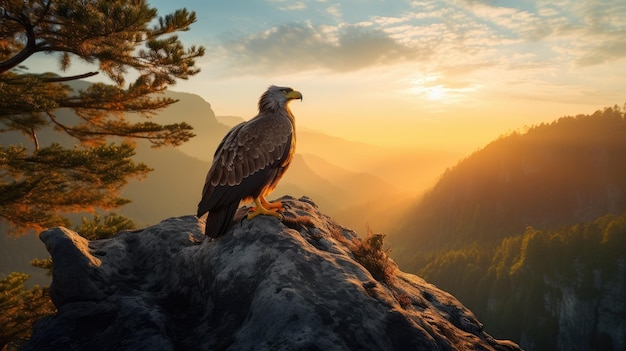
[40,71,99,83]
[0,11,37,74]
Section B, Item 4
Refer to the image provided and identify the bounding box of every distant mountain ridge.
[138,88,458,235]
[120,90,409,233]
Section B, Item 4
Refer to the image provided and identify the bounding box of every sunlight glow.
[426,85,447,101]
[401,74,482,103]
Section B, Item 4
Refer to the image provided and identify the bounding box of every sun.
[426,85,447,101]
[402,74,450,101]
[401,74,483,104]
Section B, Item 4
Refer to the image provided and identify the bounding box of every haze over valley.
[128,90,464,235]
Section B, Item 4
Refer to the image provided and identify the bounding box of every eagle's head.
[259,85,303,112]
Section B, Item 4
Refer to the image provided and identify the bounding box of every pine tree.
[0,0,206,235]
[0,272,56,347]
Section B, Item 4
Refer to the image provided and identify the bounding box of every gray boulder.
[25,197,521,351]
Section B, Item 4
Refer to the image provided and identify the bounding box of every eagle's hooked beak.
[286,90,303,102]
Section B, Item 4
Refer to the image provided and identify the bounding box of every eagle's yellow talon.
[247,197,283,220]
[260,196,284,211]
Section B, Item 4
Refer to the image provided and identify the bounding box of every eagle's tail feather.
[205,201,240,238]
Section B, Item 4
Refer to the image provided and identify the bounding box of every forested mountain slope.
[389,105,626,351]
[392,105,626,259]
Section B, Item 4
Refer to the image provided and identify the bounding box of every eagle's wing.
[197,115,293,216]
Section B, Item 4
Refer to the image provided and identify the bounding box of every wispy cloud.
[213,22,425,75]
[566,1,626,65]
[209,0,626,80]
[325,4,342,18]
[267,0,307,11]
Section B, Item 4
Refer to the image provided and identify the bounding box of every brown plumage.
[197,85,302,237]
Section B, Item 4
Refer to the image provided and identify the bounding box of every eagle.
[197,85,302,237]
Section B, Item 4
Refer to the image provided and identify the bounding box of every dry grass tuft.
[281,214,317,230]
[350,229,395,285]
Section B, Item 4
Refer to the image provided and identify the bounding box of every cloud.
[576,33,626,66]
[284,2,307,11]
[207,0,626,80]
[444,0,626,69]
[569,1,626,65]
[462,2,553,40]
[214,22,427,76]
[325,4,342,18]
[267,0,306,11]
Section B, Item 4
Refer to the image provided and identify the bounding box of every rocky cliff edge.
[25,196,521,351]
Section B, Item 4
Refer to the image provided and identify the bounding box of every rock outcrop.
[25,197,521,351]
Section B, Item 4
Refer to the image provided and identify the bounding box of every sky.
[42,0,626,150]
